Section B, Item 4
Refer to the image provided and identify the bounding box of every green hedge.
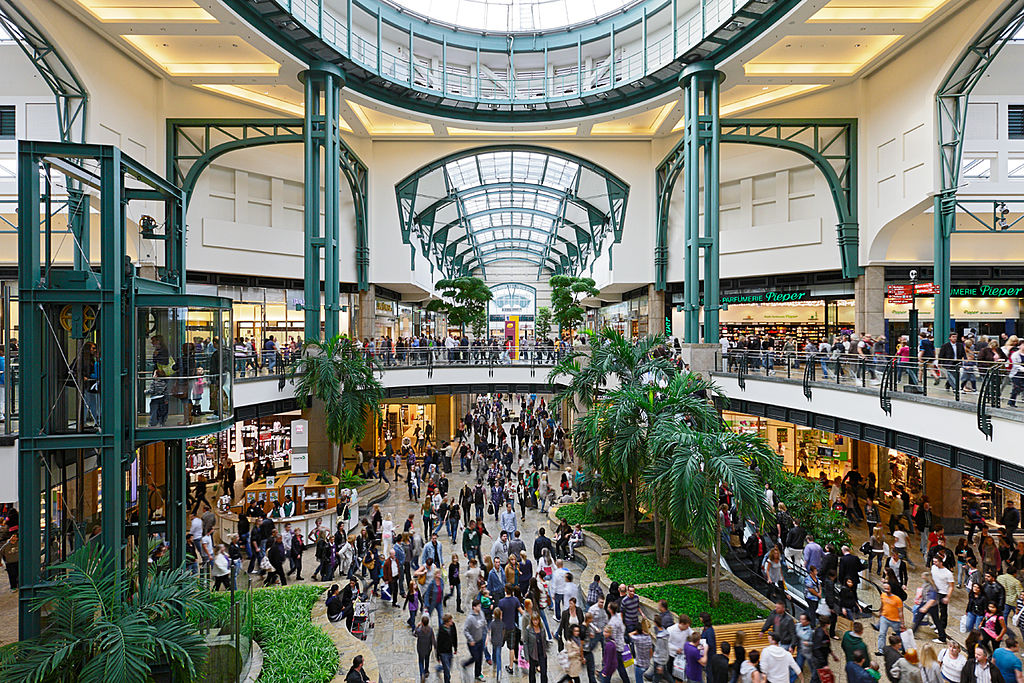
[252,585,337,683]
[637,584,769,625]
[586,524,655,549]
[604,551,704,584]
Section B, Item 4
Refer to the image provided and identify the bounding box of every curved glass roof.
[385,0,641,33]
[396,147,629,278]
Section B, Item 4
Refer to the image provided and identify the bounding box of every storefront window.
[377,401,437,453]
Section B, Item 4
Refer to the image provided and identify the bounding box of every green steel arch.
[396,144,628,278]
[931,0,1024,342]
[165,118,370,290]
[655,118,860,290]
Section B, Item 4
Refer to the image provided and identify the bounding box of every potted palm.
[292,335,384,475]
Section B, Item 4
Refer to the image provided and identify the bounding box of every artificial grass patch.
[604,551,704,584]
[637,584,769,625]
[251,584,337,683]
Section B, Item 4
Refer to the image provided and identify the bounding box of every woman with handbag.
[556,623,585,683]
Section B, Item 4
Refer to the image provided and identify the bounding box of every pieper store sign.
[714,290,811,305]
[886,284,1023,299]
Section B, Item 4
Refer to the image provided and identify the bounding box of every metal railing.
[230,344,573,382]
[718,349,1024,434]
[275,0,747,105]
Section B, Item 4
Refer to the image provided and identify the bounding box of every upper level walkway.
[711,350,1024,487]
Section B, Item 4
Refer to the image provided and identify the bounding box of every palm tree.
[0,544,213,682]
[645,417,782,605]
[555,330,677,535]
[292,335,385,474]
[550,329,674,412]
[573,371,721,546]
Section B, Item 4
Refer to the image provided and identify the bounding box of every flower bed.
[604,551,704,584]
[637,584,769,625]
[586,524,655,549]
[251,585,337,683]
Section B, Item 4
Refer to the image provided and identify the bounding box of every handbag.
[816,668,835,683]
[620,644,634,668]
[517,646,530,670]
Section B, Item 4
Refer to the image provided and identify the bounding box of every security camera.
[909,269,918,281]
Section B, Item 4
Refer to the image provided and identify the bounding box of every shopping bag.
[557,651,570,670]
[960,615,969,633]
[900,629,917,651]
[517,646,529,670]
[620,644,635,668]
[816,668,835,683]
[673,656,688,680]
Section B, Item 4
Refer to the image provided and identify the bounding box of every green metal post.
[682,71,700,341]
[934,193,953,342]
[302,64,345,340]
[17,146,41,640]
[303,71,322,341]
[703,70,722,343]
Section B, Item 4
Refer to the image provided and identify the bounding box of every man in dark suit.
[837,545,864,589]
[937,332,967,390]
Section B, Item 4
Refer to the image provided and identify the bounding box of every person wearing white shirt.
[932,555,955,636]
[551,560,568,619]
[666,614,693,661]
[759,633,802,683]
[190,514,203,543]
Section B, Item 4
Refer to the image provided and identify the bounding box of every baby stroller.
[349,576,376,641]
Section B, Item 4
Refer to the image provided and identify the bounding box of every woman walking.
[525,612,550,683]
[414,614,436,683]
[556,623,585,683]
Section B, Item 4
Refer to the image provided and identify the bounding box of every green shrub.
[556,503,602,525]
[586,524,654,549]
[637,584,769,625]
[604,551,704,584]
[774,472,850,548]
[252,585,337,683]
[338,470,367,487]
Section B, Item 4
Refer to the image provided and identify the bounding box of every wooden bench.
[711,621,772,663]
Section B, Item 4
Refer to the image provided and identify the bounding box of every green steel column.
[302,63,346,340]
[680,62,724,343]
[17,145,42,640]
[303,70,322,341]
[167,439,186,567]
[682,70,700,341]
[323,71,342,339]
[933,193,953,342]
[702,69,722,343]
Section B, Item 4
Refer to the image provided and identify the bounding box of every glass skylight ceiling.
[395,147,629,278]
[386,0,640,32]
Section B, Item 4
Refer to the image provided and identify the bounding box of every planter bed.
[555,502,621,526]
[250,585,337,683]
[637,584,769,625]
[585,524,655,549]
[604,551,704,585]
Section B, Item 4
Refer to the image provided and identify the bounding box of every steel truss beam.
[165,116,371,298]
[395,145,628,279]
[656,117,860,293]
[0,0,87,144]
[932,0,1024,342]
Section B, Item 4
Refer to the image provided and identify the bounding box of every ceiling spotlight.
[595,91,609,99]
[999,217,1009,230]
[725,21,742,31]
[631,79,645,89]
[998,201,1009,217]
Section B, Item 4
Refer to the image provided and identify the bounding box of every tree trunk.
[710,519,722,606]
[653,508,664,565]
[662,516,673,566]
[622,482,635,534]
